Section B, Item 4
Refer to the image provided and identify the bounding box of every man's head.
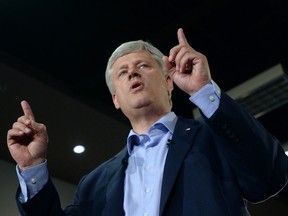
[105,40,167,94]
[105,40,173,120]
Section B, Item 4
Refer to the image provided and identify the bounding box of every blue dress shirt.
[124,112,176,216]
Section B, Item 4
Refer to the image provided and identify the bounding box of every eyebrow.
[117,59,149,70]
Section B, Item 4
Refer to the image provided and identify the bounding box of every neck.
[129,110,170,134]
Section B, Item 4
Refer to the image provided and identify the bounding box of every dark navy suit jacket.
[17,92,288,216]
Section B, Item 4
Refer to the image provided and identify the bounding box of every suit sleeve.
[16,178,66,216]
[206,91,288,202]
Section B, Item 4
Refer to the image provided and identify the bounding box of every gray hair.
[105,40,168,94]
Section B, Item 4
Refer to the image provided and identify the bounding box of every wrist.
[19,158,46,171]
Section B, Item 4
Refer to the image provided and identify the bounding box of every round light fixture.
[73,145,85,154]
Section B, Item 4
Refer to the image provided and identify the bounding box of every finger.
[169,28,190,63]
[177,28,189,45]
[163,56,179,80]
[31,121,46,134]
[8,128,25,137]
[7,128,25,145]
[13,122,32,134]
[178,52,194,73]
[17,115,33,126]
[21,100,35,121]
[163,56,174,71]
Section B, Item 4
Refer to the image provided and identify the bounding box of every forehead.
[113,51,155,68]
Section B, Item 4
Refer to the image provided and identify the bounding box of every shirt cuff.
[189,80,221,118]
[16,160,49,202]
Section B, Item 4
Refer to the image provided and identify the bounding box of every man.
[7,28,288,215]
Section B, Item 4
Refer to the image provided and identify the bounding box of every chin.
[134,102,151,109]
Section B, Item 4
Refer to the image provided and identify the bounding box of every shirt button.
[144,213,149,216]
[146,165,151,170]
[209,95,215,101]
[31,178,37,184]
[18,194,25,203]
[145,188,151,193]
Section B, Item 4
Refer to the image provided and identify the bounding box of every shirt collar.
[127,112,177,154]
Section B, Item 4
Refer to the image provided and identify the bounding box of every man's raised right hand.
[7,100,48,171]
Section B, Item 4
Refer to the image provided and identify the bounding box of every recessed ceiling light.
[73,145,85,154]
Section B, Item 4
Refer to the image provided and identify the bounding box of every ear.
[112,93,120,109]
[166,75,174,92]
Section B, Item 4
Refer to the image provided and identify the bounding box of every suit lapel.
[159,117,201,215]
[102,148,128,216]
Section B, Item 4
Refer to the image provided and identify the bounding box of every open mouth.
[130,81,143,91]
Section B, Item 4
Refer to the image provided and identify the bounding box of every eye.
[118,70,127,77]
[138,64,148,69]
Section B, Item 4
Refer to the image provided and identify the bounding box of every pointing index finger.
[177,28,189,45]
[21,100,35,121]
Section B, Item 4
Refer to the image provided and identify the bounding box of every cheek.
[112,93,118,108]
[153,78,170,92]
[113,81,126,92]
[113,93,128,109]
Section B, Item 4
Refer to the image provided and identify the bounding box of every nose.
[128,70,140,80]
